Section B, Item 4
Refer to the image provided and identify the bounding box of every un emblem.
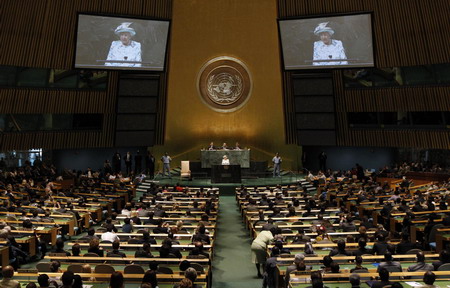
[198,56,252,113]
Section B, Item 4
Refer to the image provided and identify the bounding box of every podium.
[211,165,241,183]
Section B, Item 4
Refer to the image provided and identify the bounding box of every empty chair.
[124,264,145,274]
[180,161,191,180]
[67,264,83,273]
[157,266,173,274]
[36,262,52,272]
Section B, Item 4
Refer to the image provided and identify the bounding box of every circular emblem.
[197,56,252,113]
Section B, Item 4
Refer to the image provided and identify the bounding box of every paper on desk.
[35,227,45,230]
[82,285,93,288]
[405,282,422,287]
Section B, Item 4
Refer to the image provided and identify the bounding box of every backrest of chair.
[94,264,116,274]
[405,249,423,254]
[438,263,450,271]
[384,266,402,272]
[157,266,174,274]
[124,264,145,274]
[67,264,83,273]
[190,263,204,274]
[84,252,102,257]
[429,224,444,242]
[127,238,141,244]
[36,262,52,272]
[187,254,207,259]
[48,253,67,257]
[181,161,190,173]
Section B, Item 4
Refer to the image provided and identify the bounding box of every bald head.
[2,265,14,278]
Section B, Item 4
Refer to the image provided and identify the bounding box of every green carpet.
[212,195,261,288]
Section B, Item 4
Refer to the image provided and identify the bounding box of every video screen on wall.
[278,13,374,70]
[74,14,170,71]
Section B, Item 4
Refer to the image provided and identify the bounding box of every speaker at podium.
[211,165,241,183]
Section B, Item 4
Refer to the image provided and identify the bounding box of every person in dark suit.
[353,239,372,256]
[284,254,311,286]
[112,151,121,173]
[124,151,132,175]
[349,274,361,288]
[396,233,419,254]
[145,151,155,179]
[372,233,389,255]
[371,268,393,288]
[407,251,433,272]
[432,250,450,271]
[377,252,402,272]
[192,225,210,244]
[159,238,182,258]
[189,241,210,258]
[107,240,126,257]
[350,256,368,273]
[207,142,215,150]
[87,238,104,257]
[318,152,327,171]
[329,239,351,256]
[134,242,153,258]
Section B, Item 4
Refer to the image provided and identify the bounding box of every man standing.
[318,151,327,171]
[272,153,282,177]
[124,151,132,175]
[146,151,155,179]
[161,152,172,178]
[112,151,121,173]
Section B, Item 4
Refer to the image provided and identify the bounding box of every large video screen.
[278,13,374,70]
[75,14,170,71]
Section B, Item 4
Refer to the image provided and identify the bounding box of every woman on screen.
[105,22,142,67]
[312,22,347,66]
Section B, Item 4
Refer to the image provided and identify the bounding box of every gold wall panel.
[159,0,301,170]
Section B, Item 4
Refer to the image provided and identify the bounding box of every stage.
[142,172,306,196]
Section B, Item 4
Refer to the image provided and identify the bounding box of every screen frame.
[277,11,376,71]
[73,12,171,72]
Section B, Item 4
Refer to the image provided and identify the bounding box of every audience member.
[1,266,21,288]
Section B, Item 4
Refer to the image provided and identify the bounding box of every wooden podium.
[211,165,241,183]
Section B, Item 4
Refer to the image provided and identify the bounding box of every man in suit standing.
[146,151,155,179]
[124,151,132,175]
[112,151,121,173]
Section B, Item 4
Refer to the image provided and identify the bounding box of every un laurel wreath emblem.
[197,56,252,113]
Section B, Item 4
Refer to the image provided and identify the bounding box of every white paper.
[405,282,422,287]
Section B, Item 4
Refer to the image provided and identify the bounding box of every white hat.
[223,155,228,158]
[314,22,334,36]
[114,22,136,36]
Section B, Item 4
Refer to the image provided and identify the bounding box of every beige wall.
[154,0,300,171]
